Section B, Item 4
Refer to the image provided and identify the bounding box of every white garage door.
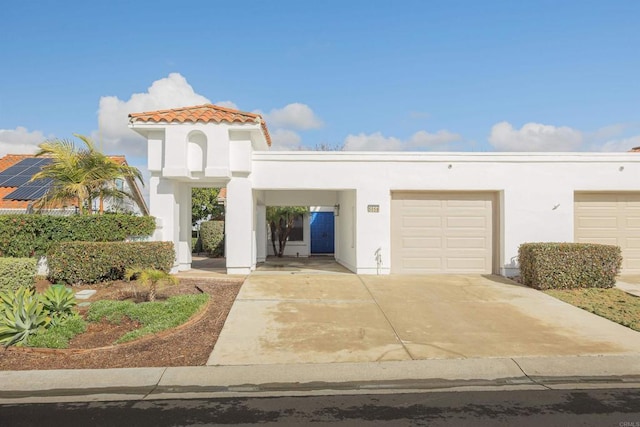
[574,192,640,273]
[391,192,495,274]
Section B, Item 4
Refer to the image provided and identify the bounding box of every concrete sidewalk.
[2,355,640,404]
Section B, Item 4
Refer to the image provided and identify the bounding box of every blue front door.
[310,212,335,254]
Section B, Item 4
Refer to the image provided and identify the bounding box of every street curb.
[1,355,640,403]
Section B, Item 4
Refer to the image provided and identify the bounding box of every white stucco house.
[129,104,640,276]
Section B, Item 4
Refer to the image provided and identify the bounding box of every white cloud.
[343,130,462,151]
[343,132,403,151]
[270,129,302,150]
[489,121,583,151]
[599,136,640,152]
[96,73,211,157]
[409,130,462,149]
[0,127,49,156]
[589,123,628,142]
[260,103,323,130]
[215,100,238,110]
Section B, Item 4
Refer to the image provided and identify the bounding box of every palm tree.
[30,134,143,214]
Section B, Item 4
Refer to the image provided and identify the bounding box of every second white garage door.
[575,192,640,273]
[391,192,496,274]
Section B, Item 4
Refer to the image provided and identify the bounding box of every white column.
[256,204,266,262]
[149,175,179,271]
[225,177,253,274]
[177,183,192,271]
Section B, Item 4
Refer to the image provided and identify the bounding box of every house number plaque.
[367,205,380,213]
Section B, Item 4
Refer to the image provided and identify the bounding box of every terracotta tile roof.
[0,155,33,175]
[128,104,272,146]
[0,155,36,209]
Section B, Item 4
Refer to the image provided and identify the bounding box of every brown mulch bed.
[0,278,242,370]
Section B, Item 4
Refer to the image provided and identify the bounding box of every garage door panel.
[403,216,442,228]
[625,238,640,249]
[446,236,487,249]
[392,192,494,274]
[576,217,619,228]
[446,199,488,207]
[575,192,640,273]
[402,199,442,207]
[576,237,618,245]
[446,216,488,228]
[447,258,487,270]
[402,257,442,271]
[403,237,442,248]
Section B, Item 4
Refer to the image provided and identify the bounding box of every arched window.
[187,131,207,172]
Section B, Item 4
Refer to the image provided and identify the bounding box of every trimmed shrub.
[48,241,174,285]
[0,214,156,257]
[191,237,203,253]
[0,258,37,292]
[518,242,622,290]
[200,221,224,257]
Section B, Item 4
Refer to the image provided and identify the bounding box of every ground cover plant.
[545,288,640,331]
[0,278,242,370]
[86,294,209,343]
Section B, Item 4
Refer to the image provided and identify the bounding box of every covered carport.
[255,189,357,273]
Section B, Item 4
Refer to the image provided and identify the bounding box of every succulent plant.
[0,286,50,347]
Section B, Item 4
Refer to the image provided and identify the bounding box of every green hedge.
[0,257,37,292]
[518,242,622,290]
[0,214,156,257]
[200,221,224,257]
[48,241,174,285]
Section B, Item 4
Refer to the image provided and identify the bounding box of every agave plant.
[125,268,178,302]
[0,287,50,347]
[40,285,77,325]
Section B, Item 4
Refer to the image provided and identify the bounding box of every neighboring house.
[129,103,640,276]
[0,154,148,215]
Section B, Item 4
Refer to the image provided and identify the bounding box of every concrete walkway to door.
[207,274,640,366]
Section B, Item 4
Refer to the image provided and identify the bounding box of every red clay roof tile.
[128,104,272,146]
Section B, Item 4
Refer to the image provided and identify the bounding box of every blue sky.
[1,0,639,171]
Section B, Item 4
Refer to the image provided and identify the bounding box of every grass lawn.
[87,293,210,343]
[25,293,209,348]
[545,288,640,332]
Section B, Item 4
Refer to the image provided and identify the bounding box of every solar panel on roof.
[17,158,39,166]
[5,187,35,200]
[0,165,29,179]
[18,158,50,167]
[0,158,53,187]
[4,179,52,201]
[1,175,35,187]
[28,186,50,200]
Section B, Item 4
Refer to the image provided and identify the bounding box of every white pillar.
[149,175,179,271]
[225,177,253,274]
[256,204,266,262]
[177,183,192,271]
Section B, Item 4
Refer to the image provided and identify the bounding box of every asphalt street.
[1,388,640,426]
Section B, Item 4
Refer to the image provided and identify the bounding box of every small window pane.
[288,214,303,241]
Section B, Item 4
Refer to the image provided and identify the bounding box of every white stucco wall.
[251,152,640,276]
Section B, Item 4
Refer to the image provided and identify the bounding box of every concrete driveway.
[207,274,640,365]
